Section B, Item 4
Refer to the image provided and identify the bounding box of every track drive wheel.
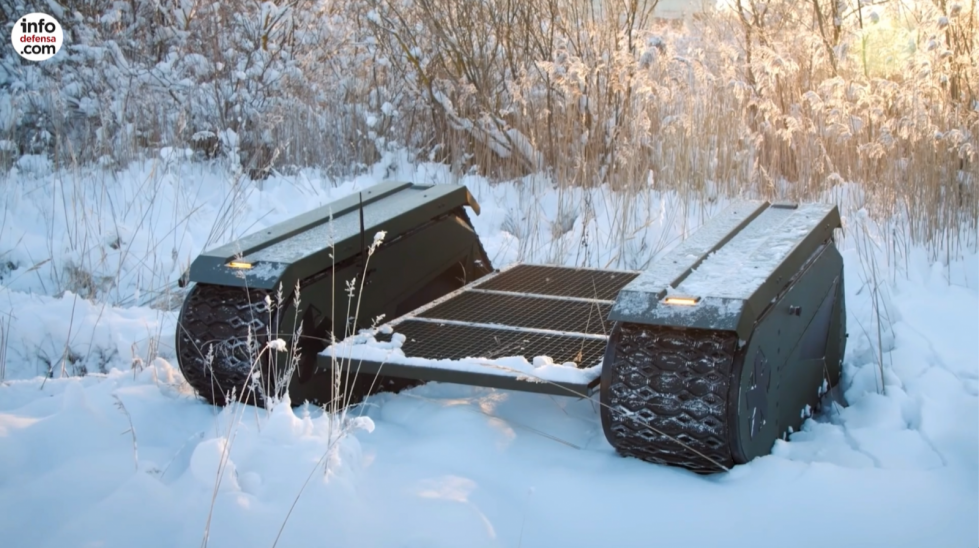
[175,283,276,406]
[600,323,740,473]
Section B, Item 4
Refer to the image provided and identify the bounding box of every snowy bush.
[0,0,975,248]
[0,0,411,177]
[363,0,976,248]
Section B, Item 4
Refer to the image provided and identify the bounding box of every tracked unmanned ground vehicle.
[176,181,846,473]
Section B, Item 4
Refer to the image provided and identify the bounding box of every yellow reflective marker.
[663,295,700,306]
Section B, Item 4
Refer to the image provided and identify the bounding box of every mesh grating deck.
[474,264,638,301]
[390,320,609,367]
[338,263,641,394]
[417,292,612,335]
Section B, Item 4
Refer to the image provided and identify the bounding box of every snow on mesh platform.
[676,203,834,299]
[324,329,602,386]
[386,319,609,368]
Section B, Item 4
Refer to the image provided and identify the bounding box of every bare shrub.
[1,0,974,252]
[363,0,976,253]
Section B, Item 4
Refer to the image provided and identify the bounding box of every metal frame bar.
[399,316,610,341]
[466,288,615,306]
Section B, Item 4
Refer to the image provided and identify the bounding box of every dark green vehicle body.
[601,201,846,471]
[186,181,486,294]
[175,182,847,473]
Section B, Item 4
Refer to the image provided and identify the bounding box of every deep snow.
[0,151,976,548]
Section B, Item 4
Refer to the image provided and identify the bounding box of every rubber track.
[176,284,273,406]
[176,281,421,407]
[601,323,739,473]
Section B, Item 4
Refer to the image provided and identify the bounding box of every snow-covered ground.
[0,151,976,548]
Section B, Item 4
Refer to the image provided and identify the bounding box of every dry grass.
[363,0,976,256]
[192,227,390,547]
[4,0,974,260]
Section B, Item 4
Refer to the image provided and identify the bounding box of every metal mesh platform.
[393,265,625,371]
[474,264,637,301]
[330,263,640,396]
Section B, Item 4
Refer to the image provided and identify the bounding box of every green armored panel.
[601,201,846,473]
[609,202,841,339]
[608,200,768,324]
[186,181,482,291]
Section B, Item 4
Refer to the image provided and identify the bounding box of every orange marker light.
[663,296,700,306]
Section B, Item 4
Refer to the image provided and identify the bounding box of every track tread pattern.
[601,323,738,473]
[176,284,272,406]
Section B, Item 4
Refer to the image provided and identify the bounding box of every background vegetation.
[1,0,975,253]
